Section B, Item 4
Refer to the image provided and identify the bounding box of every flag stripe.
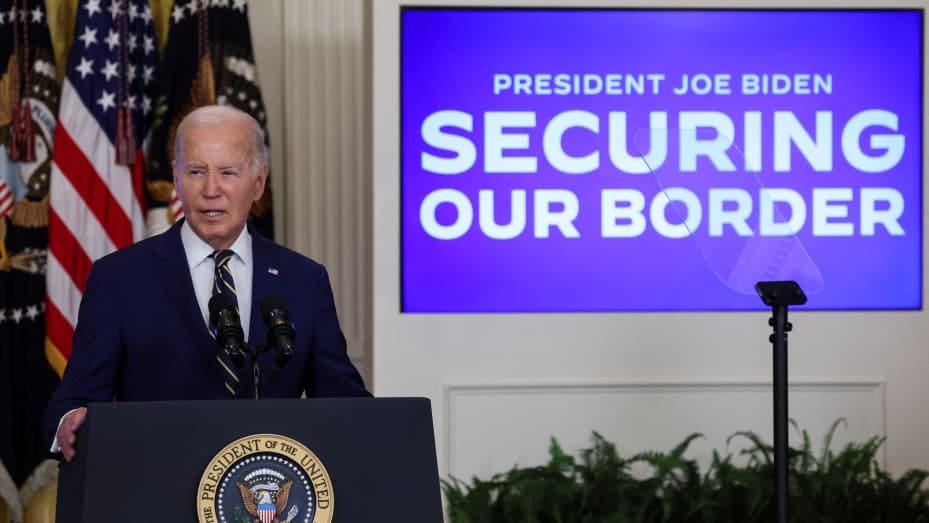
[45,297,75,363]
[46,252,85,329]
[47,209,96,298]
[49,159,117,262]
[59,83,145,229]
[52,126,131,249]
[54,85,142,246]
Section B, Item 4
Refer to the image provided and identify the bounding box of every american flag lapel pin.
[268,267,279,276]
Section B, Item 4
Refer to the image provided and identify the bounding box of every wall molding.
[445,379,887,477]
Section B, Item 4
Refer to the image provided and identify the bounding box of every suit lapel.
[153,221,220,370]
[248,227,283,348]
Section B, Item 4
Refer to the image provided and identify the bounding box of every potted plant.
[442,420,929,522]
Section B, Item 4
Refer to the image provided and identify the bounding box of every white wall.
[254,0,929,487]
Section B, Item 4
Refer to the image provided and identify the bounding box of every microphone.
[261,294,296,369]
[208,294,246,369]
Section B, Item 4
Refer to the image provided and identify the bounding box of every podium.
[57,397,444,522]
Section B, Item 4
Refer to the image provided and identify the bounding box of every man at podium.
[43,105,370,462]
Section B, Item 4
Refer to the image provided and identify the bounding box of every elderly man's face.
[174,121,267,250]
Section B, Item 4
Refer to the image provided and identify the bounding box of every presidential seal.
[197,434,333,523]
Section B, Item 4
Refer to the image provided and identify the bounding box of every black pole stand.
[755,281,806,523]
[252,348,261,400]
[235,341,288,400]
[246,344,269,400]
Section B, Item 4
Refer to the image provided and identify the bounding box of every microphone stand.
[245,343,269,400]
[754,281,806,523]
[236,341,289,400]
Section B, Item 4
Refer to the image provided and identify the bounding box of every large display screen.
[401,8,923,312]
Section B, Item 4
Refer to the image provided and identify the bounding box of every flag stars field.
[78,26,98,48]
[0,5,48,25]
[101,60,118,81]
[83,0,102,17]
[170,0,247,22]
[105,29,120,50]
[25,305,39,321]
[171,5,185,22]
[0,304,45,326]
[96,90,115,112]
[75,57,94,78]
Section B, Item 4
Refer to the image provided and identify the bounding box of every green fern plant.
[442,420,929,522]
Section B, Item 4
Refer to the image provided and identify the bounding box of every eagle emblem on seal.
[236,475,300,523]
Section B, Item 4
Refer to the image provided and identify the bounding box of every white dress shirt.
[180,221,254,340]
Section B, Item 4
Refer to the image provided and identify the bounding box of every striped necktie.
[210,249,240,396]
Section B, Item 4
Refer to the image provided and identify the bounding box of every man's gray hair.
[174,105,269,173]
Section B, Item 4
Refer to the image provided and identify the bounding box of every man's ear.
[253,165,269,201]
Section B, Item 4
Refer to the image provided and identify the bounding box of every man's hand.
[56,407,87,462]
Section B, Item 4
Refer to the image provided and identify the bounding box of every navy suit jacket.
[43,221,369,445]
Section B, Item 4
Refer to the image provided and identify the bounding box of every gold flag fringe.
[146,179,175,203]
[9,196,48,229]
[0,218,8,272]
[19,460,57,522]
[0,460,22,523]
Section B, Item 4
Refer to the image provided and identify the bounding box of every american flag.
[45,0,157,371]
